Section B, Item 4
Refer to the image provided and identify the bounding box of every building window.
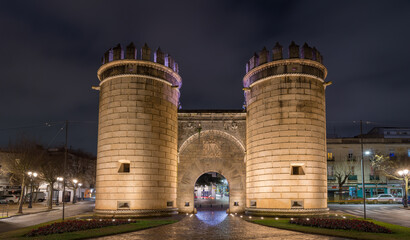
[250,200,256,207]
[408,149,410,157]
[185,202,190,207]
[291,166,305,175]
[118,163,130,173]
[327,152,334,161]
[234,202,239,206]
[167,201,173,207]
[348,149,354,160]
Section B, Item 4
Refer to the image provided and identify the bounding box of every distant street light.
[398,169,409,208]
[56,177,63,206]
[364,151,371,156]
[78,183,83,201]
[72,179,78,204]
[27,171,38,208]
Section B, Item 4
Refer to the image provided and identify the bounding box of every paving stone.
[96,210,346,240]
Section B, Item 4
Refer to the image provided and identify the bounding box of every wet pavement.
[96,210,346,240]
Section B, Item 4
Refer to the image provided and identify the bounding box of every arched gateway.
[177,111,246,213]
[94,42,329,217]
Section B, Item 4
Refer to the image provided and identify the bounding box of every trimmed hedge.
[26,219,136,237]
[289,218,392,233]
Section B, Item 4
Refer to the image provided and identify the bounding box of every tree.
[370,153,410,180]
[2,139,43,214]
[331,160,355,200]
[39,153,63,209]
[195,173,224,187]
[65,149,96,201]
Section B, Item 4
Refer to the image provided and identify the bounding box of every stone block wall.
[95,44,182,216]
[244,42,329,214]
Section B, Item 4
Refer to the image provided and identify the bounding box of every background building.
[327,127,410,200]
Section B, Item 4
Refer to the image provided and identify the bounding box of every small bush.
[289,218,392,233]
[26,219,136,237]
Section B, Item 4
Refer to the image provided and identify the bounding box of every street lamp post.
[72,179,78,204]
[56,177,63,206]
[359,120,367,219]
[78,183,82,201]
[27,171,38,208]
[398,169,409,208]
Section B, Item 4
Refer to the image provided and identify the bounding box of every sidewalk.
[0,201,86,218]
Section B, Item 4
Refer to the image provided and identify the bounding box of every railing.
[348,175,358,181]
[369,175,380,180]
[327,176,336,180]
[1,204,9,218]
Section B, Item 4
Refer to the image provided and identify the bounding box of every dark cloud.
[1,0,410,153]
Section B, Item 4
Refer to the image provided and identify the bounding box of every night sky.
[1,1,410,155]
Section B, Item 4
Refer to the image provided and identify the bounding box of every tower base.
[94,208,178,218]
[245,208,329,217]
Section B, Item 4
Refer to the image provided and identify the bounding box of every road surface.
[329,204,410,227]
[0,201,95,233]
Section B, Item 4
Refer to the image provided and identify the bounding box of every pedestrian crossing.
[329,205,409,227]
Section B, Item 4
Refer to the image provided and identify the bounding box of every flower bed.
[289,218,392,233]
[26,219,137,237]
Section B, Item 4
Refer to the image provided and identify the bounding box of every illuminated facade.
[327,128,410,200]
[94,42,330,217]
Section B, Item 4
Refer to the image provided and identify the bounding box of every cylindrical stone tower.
[244,42,330,216]
[95,43,182,217]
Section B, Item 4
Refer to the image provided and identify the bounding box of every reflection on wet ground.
[96,210,345,240]
[195,210,227,226]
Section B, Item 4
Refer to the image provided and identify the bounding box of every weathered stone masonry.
[95,43,181,216]
[244,42,329,215]
[94,42,330,217]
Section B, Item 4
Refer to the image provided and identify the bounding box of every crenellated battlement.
[245,41,323,74]
[243,41,327,88]
[101,42,179,73]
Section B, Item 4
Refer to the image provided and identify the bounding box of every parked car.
[0,197,8,204]
[367,194,401,204]
[0,194,20,203]
[25,192,46,203]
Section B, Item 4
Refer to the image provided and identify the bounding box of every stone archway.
[177,130,246,213]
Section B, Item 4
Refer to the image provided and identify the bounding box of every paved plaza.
[96,210,345,240]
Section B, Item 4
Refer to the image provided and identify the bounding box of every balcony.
[369,175,380,181]
[327,157,335,161]
[347,157,356,161]
[348,175,358,181]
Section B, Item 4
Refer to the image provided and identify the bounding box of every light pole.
[398,169,409,208]
[359,120,367,219]
[62,120,68,221]
[78,183,82,201]
[72,179,78,204]
[56,177,63,206]
[27,172,38,208]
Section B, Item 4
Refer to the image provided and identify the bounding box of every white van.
[25,192,46,202]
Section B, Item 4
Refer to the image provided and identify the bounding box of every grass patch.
[251,218,410,240]
[0,219,177,240]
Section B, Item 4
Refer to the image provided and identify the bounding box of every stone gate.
[177,110,246,213]
[94,42,330,217]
